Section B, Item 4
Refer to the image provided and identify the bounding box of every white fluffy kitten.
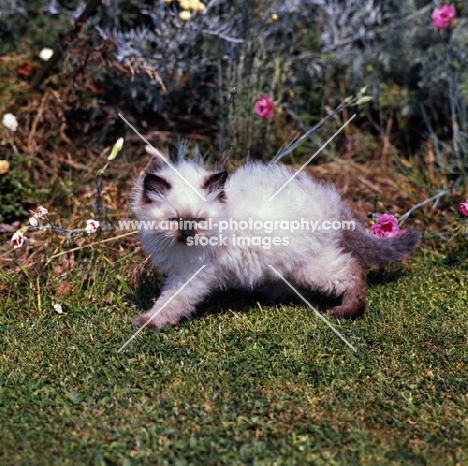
[131,149,419,329]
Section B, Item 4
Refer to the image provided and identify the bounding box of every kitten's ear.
[143,173,171,202]
[203,170,229,194]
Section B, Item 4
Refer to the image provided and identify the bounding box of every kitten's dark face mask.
[140,169,229,245]
[142,170,228,204]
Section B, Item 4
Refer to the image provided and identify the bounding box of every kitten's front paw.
[132,312,176,330]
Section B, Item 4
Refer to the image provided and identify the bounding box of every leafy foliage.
[0,151,38,222]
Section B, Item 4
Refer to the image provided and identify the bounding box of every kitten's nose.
[177,218,199,242]
[181,229,195,238]
[178,229,195,242]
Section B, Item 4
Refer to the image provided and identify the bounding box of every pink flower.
[370,214,405,238]
[36,206,48,218]
[254,95,274,119]
[86,219,100,235]
[28,206,48,227]
[459,198,468,217]
[10,230,27,249]
[431,5,456,29]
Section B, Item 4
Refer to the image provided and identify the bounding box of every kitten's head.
[132,157,228,247]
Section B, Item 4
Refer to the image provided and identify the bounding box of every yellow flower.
[179,0,190,9]
[192,0,205,12]
[179,10,191,20]
[271,13,278,20]
[0,160,9,174]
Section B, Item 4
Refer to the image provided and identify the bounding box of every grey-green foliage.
[315,0,467,165]
[0,0,27,15]
[95,2,313,97]
[91,0,326,158]
[318,0,467,113]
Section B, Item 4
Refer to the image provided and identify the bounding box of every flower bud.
[39,48,54,61]
[108,137,124,160]
[2,113,18,132]
[86,219,100,235]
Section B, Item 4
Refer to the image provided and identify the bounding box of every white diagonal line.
[268,265,357,353]
[118,265,206,353]
[268,115,356,201]
[118,113,207,201]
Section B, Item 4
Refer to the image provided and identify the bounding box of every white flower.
[86,219,100,235]
[53,303,63,314]
[36,206,48,218]
[10,230,26,249]
[39,48,54,61]
[28,206,48,227]
[2,113,18,132]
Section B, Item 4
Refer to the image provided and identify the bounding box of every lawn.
[1,249,467,465]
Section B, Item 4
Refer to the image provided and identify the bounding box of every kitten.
[130,148,419,329]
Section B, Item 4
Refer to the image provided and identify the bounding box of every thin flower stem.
[44,230,137,265]
[270,98,360,164]
[445,28,460,160]
[219,87,237,160]
[399,189,450,225]
[28,223,86,236]
[94,162,114,230]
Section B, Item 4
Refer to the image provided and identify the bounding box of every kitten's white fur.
[131,151,418,328]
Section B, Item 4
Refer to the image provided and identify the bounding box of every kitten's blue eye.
[168,218,179,222]
[196,218,206,223]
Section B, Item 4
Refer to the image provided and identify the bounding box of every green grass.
[0,248,467,465]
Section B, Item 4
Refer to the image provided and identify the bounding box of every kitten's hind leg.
[294,253,367,319]
[329,259,366,319]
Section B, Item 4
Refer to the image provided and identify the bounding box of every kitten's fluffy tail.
[342,228,420,265]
